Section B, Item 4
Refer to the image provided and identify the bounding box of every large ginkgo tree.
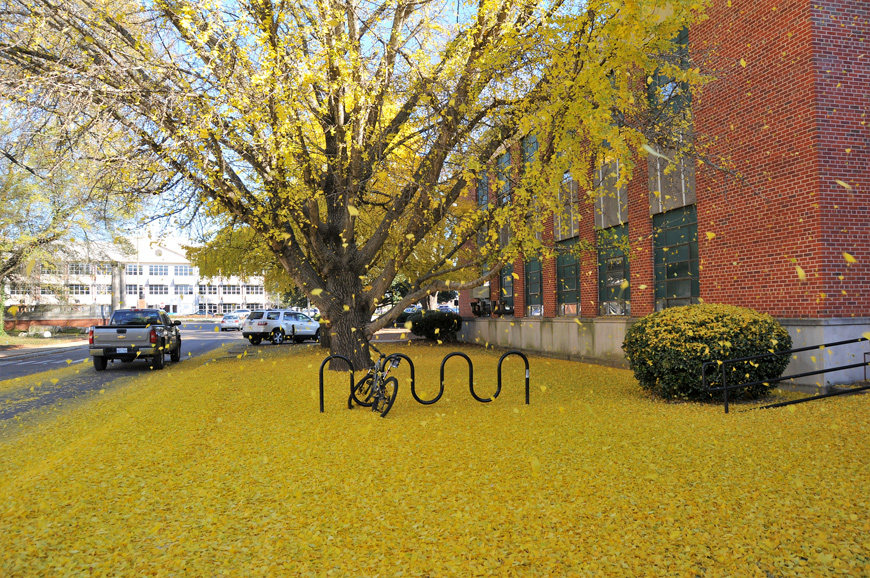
[0,0,705,368]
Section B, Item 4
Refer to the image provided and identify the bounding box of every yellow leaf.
[620,280,629,290]
[843,252,857,263]
[311,288,323,296]
[795,266,806,281]
[638,284,647,290]
[835,179,852,190]
[740,58,747,67]
[705,232,716,241]
[404,321,413,330]
[642,144,670,161]
[8,305,18,316]
[347,205,359,217]
[214,326,220,332]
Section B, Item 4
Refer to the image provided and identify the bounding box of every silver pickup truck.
[89,309,182,371]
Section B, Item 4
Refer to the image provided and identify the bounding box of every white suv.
[242,310,321,345]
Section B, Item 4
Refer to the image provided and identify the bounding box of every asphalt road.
[0,322,248,420]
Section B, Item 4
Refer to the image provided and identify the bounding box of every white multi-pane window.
[68,263,91,275]
[41,285,63,296]
[94,284,111,295]
[9,284,29,295]
[247,303,263,310]
[148,265,169,276]
[149,284,169,295]
[223,285,241,295]
[245,285,264,295]
[174,265,196,276]
[127,265,142,275]
[40,262,60,275]
[126,284,142,295]
[95,263,113,275]
[222,303,234,314]
[68,284,90,295]
[199,285,218,295]
[174,285,194,295]
[555,173,580,241]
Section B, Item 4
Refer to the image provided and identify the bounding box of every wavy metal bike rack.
[412,351,471,404]
[318,355,355,413]
[498,350,530,405]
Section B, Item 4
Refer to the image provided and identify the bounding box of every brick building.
[458,0,869,385]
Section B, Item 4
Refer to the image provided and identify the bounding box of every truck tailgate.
[93,326,152,348]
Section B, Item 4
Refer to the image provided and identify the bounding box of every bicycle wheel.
[372,376,398,418]
[351,374,375,407]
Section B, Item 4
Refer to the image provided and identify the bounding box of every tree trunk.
[325,308,373,372]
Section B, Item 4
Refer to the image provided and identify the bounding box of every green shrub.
[622,304,792,401]
[408,310,462,341]
[393,311,412,328]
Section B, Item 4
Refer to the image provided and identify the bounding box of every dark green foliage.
[407,310,462,341]
[622,304,792,401]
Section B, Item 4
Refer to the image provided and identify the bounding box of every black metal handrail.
[701,337,869,413]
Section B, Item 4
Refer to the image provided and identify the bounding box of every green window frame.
[499,264,514,312]
[556,239,581,316]
[653,205,699,310]
[525,259,542,316]
[598,224,630,316]
[477,172,489,207]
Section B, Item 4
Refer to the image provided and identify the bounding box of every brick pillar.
[513,258,525,318]
[458,289,474,317]
[542,214,557,317]
[627,154,654,316]
[579,172,599,318]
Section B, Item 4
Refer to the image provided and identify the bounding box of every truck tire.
[248,337,262,345]
[152,347,165,370]
[93,356,107,372]
[170,338,181,362]
[270,329,285,345]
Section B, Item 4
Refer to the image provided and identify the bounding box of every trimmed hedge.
[622,304,792,401]
[407,310,462,341]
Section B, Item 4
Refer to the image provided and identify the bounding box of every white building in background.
[4,238,277,315]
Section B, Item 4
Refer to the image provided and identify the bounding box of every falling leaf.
[740,58,747,67]
[706,232,716,241]
[843,252,857,263]
[347,205,359,216]
[795,266,806,281]
[311,288,323,296]
[642,144,670,161]
[835,179,852,190]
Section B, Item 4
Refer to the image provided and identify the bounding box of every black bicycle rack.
[318,355,355,413]
[318,349,531,413]
[702,336,870,414]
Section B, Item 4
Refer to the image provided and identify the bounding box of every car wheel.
[249,337,262,345]
[170,338,181,362]
[314,328,321,343]
[93,356,107,372]
[270,329,285,345]
[152,350,165,370]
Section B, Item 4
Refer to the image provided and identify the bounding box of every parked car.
[233,308,252,321]
[219,314,243,331]
[242,310,321,345]
[89,308,182,371]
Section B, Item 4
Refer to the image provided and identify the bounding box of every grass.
[0,342,868,577]
[0,332,86,349]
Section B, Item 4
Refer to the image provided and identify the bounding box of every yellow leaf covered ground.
[1,343,868,577]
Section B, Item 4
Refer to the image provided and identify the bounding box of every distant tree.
[0,0,705,367]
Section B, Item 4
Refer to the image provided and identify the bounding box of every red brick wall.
[691,0,869,318]
[811,1,870,316]
[627,152,655,317]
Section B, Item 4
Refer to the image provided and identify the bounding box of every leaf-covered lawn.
[1,343,868,577]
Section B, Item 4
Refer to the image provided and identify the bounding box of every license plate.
[117,347,128,354]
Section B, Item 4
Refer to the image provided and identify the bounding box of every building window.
[126,284,142,295]
[477,172,489,207]
[223,285,241,295]
[598,224,630,316]
[207,303,218,314]
[521,135,538,166]
[245,285,264,295]
[555,173,580,241]
[556,240,581,316]
[149,284,169,295]
[68,284,91,295]
[199,285,218,295]
[525,259,542,317]
[497,151,512,204]
[148,265,169,276]
[68,263,91,276]
[40,262,60,275]
[174,265,195,276]
[41,285,63,296]
[653,205,699,311]
[94,284,111,295]
[127,265,142,275]
[499,265,514,312]
[594,158,628,230]
[94,263,113,275]
[174,285,194,295]
[222,303,234,314]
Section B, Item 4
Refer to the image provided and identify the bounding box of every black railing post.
[318,355,354,413]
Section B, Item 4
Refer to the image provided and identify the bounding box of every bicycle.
[350,341,400,417]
